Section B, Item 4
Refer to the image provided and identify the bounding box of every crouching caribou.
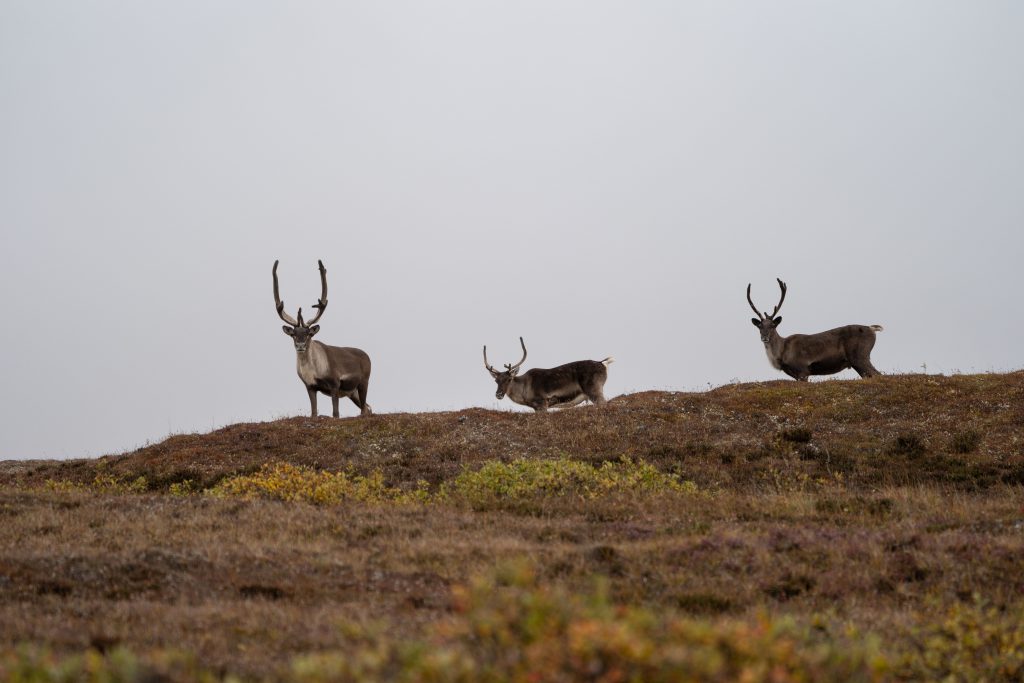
[747,278,883,381]
[483,337,613,412]
[273,260,372,417]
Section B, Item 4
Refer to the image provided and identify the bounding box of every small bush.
[897,598,1024,680]
[780,427,813,444]
[292,561,887,682]
[168,480,198,496]
[949,429,982,454]
[44,475,148,495]
[209,463,428,505]
[889,433,925,457]
[0,646,213,682]
[446,456,698,511]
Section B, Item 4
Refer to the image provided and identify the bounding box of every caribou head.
[274,259,328,353]
[747,277,787,346]
[483,337,528,399]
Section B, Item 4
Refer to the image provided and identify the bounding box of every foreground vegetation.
[1,372,1022,681]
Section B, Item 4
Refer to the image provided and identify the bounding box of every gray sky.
[1,2,1022,460]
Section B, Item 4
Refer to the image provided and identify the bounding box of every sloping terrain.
[0,372,1022,680]
[4,371,1023,492]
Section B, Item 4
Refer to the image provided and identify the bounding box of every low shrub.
[896,598,1024,680]
[949,429,982,454]
[889,433,925,457]
[292,561,888,682]
[780,427,813,444]
[445,456,698,511]
[44,474,149,495]
[208,463,427,505]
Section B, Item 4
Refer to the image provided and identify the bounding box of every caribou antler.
[304,260,329,326]
[746,283,763,320]
[273,260,299,326]
[747,279,788,320]
[506,337,528,372]
[769,278,787,318]
[483,337,528,375]
[273,260,329,327]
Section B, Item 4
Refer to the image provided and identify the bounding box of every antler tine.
[305,259,329,326]
[769,278,787,318]
[509,336,528,372]
[483,345,497,373]
[746,284,764,320]
[272,260,299,326]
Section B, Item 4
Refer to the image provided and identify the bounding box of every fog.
[1,2,1022,459]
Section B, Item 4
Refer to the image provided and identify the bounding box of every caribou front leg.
[331,390,341,418]
[307,387,318,417]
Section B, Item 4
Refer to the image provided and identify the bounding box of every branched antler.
[747,278,787,320]
[273,260,329,327]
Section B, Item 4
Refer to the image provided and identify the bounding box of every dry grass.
[0,372,1022,680]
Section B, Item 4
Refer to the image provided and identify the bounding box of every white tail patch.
[601,357,615,366]
[870,325,884,332]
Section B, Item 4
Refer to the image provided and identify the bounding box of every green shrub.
[44,475,148,495]
[208,463,427,505]
[897,598,1024,680]
[0,646,223,683]
[445,456,698,511]
[293,561,888,682]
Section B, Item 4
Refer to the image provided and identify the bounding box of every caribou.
[747,278,883,381]
[483,337,614,412]
[273,260,372,417]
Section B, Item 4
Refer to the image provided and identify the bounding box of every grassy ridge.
[1,372,1022,680]
[5,371,1023,493]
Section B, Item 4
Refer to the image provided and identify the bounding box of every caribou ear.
[773,316,782,326]
[751,318,761,327]
[308,325,320,336]
[282,326,295,336]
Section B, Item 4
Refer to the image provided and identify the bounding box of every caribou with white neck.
[273,260,372,417]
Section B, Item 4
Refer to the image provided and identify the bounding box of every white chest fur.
[764,345,782,370]
[296,344,330,386]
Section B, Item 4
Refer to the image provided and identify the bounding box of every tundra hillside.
[1,372,1022,681]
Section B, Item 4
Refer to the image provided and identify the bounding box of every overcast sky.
[1,2,1022,460]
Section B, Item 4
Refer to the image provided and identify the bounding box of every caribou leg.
[331,390,341,418]
[552,394,588,410]
[307,387,318,417]
[581,378,608,406]
[853,362,882,378]
[350,381,372,416]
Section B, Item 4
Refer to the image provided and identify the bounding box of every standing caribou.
[483,337,614,412]
[747,278,883,381]
[273,260,372,417]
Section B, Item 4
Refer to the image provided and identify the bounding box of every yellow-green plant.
[897,598,1024,680]
[293,560,888,682]
[208,462,422,505]
[44,474,148,495]
[445,456,697,510]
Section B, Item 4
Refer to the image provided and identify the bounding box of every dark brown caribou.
[273,260,372,417]
[747,278,883,381]
[483,337,613,412]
